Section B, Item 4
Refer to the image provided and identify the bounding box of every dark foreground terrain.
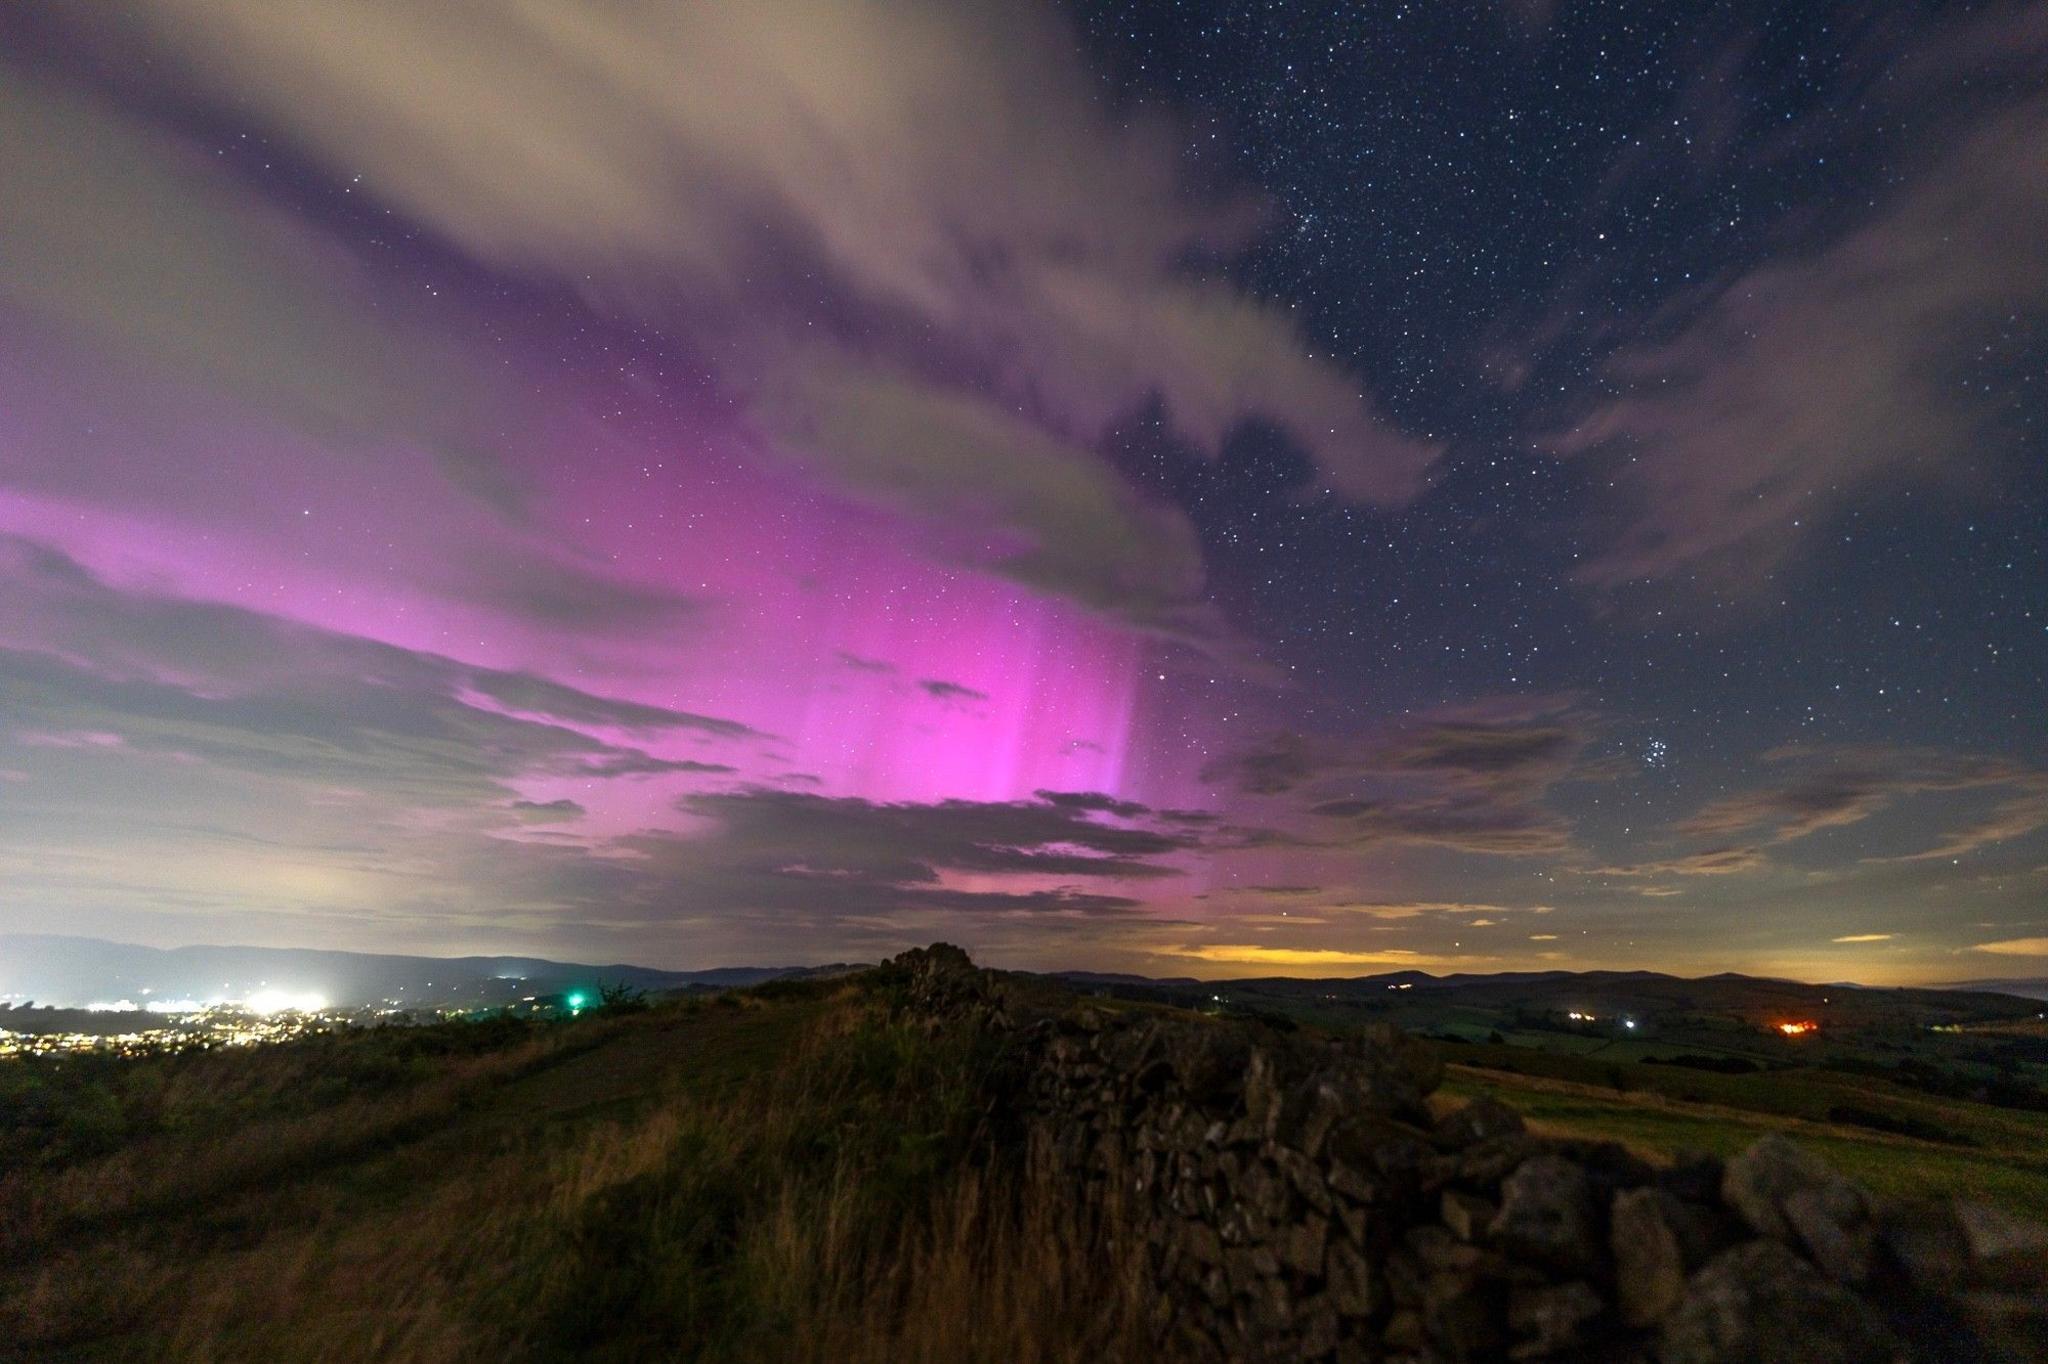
[2,949,2044,1362]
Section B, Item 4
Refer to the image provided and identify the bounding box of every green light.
[566,991,589,1010]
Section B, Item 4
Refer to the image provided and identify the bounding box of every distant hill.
[1044,963,2042,1028]
[0,934,859,1010]
[1942,978,2048,1003]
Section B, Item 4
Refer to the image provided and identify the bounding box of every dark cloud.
[454,552,707,635]
[834,651,896,674]
[1200,699,1589,857]
[510,798,585,823]
[0,535,757,743]
[0,537,755,812]
[918,678,990,705]
[423,786,1219,952]
[1203,732,1322,797]
[577,755,739,779]
[675,789,1200,884]
[466,672,754,738]
[1032,789,1152,819]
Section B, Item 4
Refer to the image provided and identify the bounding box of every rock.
[1246,1273,1293,1334]
[1437,1096,1527,1150]
[1955,1198,2048,1260]
[1658,1240,1900,1364]
[1171,1028,1254,1104]
[1370,1131,1440,1187]
[1277,1072,1351,1156]
[1877,1200,1969,1294]
[1274,1144,1335,1215]
[1279,1218,1329,1278]
[1720,1135,1847,1240]
[1721,1135,1875,1281]
[1240,1159,1290,1228]
[1781,1183,1875,1283]
[1384,1308,1428,1353]
[1655,1149,1723,1206]
[1443,1189,1498,1243]
[1612,1187,1687,1328]
[1243,1047,1284,1131]
[1458,1133,1544,1188]
[1408,1223,1486,1275]
[1326,1237,1380,1317]
[1296,1291,1341,1358]
[1492,1156,1602,1276]
[1957,1290,2048,1363]
[1508,1280,1604,1358]
[1341,1021,1446,1117]
[1183,1218,1226,1268]
[1068,1004,1111,1033]
[1424,1272,1510,1361]
[1325,1154,1377,1203]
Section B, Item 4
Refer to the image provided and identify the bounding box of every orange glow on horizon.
[1776,1021,1817,1036]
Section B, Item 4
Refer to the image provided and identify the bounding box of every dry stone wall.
[887,945,2048,1363]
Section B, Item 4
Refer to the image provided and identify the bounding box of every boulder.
[1508,1280,1605,1358]
[1325,1237,1380,1318]
[1658,1240,1900,1364]
[1720,1135,1874,1281]
[1491,1156,1602,1276]
[1278,1217,1329,1278]
[1954,1199,2048,1294]
[1611,1187,1687,1327]
[1339,1022,1446,1118]
[1437,1096,1527,1150]
[1168,1027,1254,1105]
[1443,1189,1499,1243]
[1720,1135,1845,1240]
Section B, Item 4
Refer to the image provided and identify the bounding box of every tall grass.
[1,992,1157,1362]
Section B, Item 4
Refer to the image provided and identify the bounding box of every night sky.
[2,1,2043,981]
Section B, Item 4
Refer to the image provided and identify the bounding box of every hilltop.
[2,947,2044,1361]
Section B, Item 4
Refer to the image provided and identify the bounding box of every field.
[1136,970,2048,1215]
[0,980,1151,1364]
[1441,1049,2048,1213]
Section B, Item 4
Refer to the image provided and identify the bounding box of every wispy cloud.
[1549,9,2048,594]
[1166,944,1458,969]
[1675,745,2048,858]
[1970,938,2048,957]
[52,0,1437,651]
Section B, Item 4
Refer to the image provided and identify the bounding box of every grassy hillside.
[6,968,2045,1361]
[0,982,1151,1363]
